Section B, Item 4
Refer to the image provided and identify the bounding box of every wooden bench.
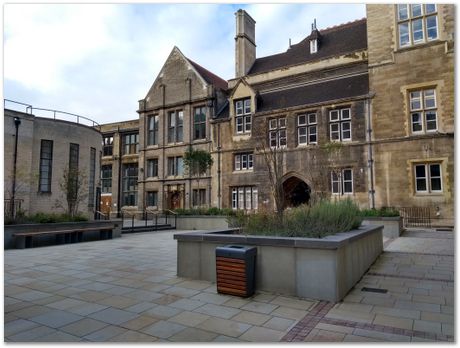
[14,226,115,249]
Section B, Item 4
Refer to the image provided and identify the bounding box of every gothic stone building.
[99,4,454,223]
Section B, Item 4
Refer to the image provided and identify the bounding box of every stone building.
[135,47,228,211]
[99,119,139,217]
[367,4,454,223]
[211,10,372,212]
[97,5,454,223]
[4,103,102,218]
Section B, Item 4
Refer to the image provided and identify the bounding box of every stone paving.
[4,227,454,342]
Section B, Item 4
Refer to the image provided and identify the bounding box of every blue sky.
[4,3,366,124]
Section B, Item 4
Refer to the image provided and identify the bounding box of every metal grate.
[399,207,431,228]
[361,287,388,294]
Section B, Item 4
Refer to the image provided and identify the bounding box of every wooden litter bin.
[216,245,257,297]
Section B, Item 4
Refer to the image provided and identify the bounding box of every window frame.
[122,133,139,155]
[329,108,352,142]
[102,135,113,156]
[409,88,438,134]
[146,191,158,207]
[397,4,438,49]
[331,169,354,195]
[269,117,287,149]
[38,139,53,193]
[414,163,443,193]
[234,152,254,171]
[193,106,207,140]
[121,163,138,206]
[231,186,258,211]
[297,112,317,146]
[146,158,159,178]
[101,164,112,194]
[88,147,96,207]
[167,156,183,177]
[147,115,159,146]
[235,97,252,134]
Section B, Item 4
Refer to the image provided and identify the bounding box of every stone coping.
[362,216,401,221]
[174,225,382,250]
[6,220,117,229]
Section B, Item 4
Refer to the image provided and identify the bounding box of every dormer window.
[235,98,251,134]
[310,39,318,54]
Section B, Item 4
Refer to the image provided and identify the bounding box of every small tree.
[183,148,213,207]
[55,168,88,217]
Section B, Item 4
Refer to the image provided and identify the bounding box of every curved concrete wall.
[4,109,102,217]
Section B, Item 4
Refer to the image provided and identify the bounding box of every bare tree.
[253,118,286,221]
[54,168,88,217]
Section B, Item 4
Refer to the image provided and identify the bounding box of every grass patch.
[231,199,363,238]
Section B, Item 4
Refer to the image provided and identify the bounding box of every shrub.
[361,207,400,217]
[239,199,363,238]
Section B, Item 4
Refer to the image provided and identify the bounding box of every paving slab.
[141,320,186,339]
[88,307,139,325]
[239,326,285,342]
[29,309,83,328]
[196,317,252,337]
[168,311,210,327]
[60,318,109,337]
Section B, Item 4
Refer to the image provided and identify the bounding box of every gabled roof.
[187,58,228,91]
[248,18,367,75]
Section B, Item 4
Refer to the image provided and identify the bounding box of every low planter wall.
[175,216,229,230]
[174,225,383,302]
[4,220,122,249]
[362,217,402,238]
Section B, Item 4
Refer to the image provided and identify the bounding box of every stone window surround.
[409,88,437,134]
[396,4,438,49]
[193,105,207,140]
[146,190,158,207]
[234,97,252,134]
[297,112,318,146]
[331,168,353,195]
[407,158,449,197]
[400,80,444,136]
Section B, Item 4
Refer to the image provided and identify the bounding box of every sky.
[4,3,366,125]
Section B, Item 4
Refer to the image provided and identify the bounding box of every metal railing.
[94,211,109,220]
[121,209,177,233]
[4,99,101,129]
[399,207,431,228]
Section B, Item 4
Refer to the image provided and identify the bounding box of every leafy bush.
[361,207,400,217]
[237,199,363,238]
[5,212,88,225]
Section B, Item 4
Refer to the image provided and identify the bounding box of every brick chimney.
[235,9,256,78]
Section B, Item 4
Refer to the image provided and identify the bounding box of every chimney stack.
[235,9,256,78]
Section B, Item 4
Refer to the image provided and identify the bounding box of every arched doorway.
[283,176,311,208]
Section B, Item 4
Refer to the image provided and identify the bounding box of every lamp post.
[11,116,21,217]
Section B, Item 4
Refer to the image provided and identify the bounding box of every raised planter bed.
[4,220,122,250]
[175,216,229,230]
[361,216,402,238]
[174,225,383,302]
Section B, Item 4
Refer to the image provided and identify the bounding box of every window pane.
[252,189,258,210]
[298,127,307,144]
[425,4,436,14]
[279,118,286,128]
[415,164,426,178]
[308,113,317,124]
[411,112,423,132]
[398,4,408,20]
[341,109,351,120]
[269,131,277,147]
[235,155,241,170]
[424,89,436,108]
[244,116,252,132]
[416,178,427,191]
[342,122,351,140]
[399,22,410,47]
[298,115,306,126]
[330,123,340,140]
[269,119,277,129]
[236,117,243,133]
[411,4,422,17]
[431,178,442,191]
[330,110,339,121]
[410,91,421,110]
[343,169,352,181]
[279,129,287,147]
[248,154,253,169]
[308,126,317,143]
[425,111,437,131]
[412,18,424,42]
[235,101,243,115]
[430,164,440,178]
[426,15,438,40]
[244,99,251,114]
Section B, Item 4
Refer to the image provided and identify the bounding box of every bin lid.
[216,245,257,258]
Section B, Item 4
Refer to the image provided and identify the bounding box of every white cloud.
[4,4,365,124]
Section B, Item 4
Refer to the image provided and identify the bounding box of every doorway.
[283,176,310,208]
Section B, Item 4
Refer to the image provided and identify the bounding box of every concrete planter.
[174,225,383,302]
[361,216,403,238]
[175,216,229,230]
[4,220,122,249]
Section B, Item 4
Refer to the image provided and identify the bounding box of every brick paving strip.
[366,272,453,283]
[282,301,454,342]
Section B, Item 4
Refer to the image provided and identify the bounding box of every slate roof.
[215,101,229,120]
[257,73,369,112]
[188,59,228,91]
[248,18,367,75]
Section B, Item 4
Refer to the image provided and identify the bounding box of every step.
[122,224,173,233]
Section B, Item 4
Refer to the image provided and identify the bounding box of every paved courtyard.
[4,228,454,342]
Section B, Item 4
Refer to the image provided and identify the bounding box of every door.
[100,195,112,217]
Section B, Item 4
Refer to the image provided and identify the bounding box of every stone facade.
[96,5,454,222]
[4,107,102,218]
[367,4,455,223]
[99,119,139,217]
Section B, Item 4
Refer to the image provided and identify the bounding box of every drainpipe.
[117,126,122,217]
[367,94,376,209]
[217,123,222,209]
[11,116,21,217]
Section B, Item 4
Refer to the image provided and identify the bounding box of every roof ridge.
[318,17,367,34]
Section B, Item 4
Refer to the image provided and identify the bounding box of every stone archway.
[283,176,311,208]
